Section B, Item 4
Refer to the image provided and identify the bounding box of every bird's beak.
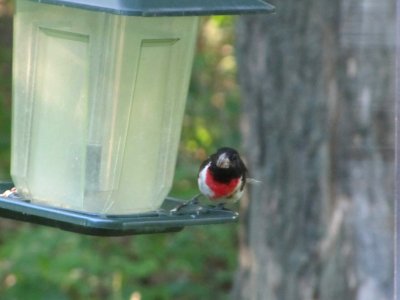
[216,153,230,169]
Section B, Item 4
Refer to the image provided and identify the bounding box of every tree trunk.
[233,1,395,299]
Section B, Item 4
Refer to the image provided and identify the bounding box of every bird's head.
[212,147,245,173]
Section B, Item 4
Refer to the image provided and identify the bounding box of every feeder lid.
[31,0,275,16]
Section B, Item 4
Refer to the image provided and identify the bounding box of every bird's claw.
[170,194,204,214]
[216,203,226,210]
[209,203,229,211]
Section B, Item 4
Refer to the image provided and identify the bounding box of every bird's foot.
[170,194,202,214]
[209,202,229,211]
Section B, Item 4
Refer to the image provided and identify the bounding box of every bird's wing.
[198,157,211,174]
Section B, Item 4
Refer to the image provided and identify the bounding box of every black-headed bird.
[197,147,247,204]
[172,147,248,212]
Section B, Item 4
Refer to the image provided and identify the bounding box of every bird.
[197,147,247,205]
[172,147,248,213]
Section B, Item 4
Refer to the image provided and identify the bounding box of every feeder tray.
[0,183,238,236]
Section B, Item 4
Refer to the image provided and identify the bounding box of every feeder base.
[0,182,238,236]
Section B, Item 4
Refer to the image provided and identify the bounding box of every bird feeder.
[2,0,274,235]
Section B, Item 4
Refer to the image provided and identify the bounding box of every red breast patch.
[205,170,240,199]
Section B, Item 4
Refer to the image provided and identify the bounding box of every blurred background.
[0,0,396,299]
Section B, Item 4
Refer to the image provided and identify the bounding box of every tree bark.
[233,1,395,299]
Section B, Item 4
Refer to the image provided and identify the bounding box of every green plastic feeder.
[4,0,274,235]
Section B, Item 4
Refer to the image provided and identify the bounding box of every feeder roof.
[32,0,275,16]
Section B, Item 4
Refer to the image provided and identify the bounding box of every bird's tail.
[247,178,262,185]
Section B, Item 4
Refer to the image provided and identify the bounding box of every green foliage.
[184,17,241,155]
[0,11,241,299]
[0,7,12,181]
[0,223,238,299]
